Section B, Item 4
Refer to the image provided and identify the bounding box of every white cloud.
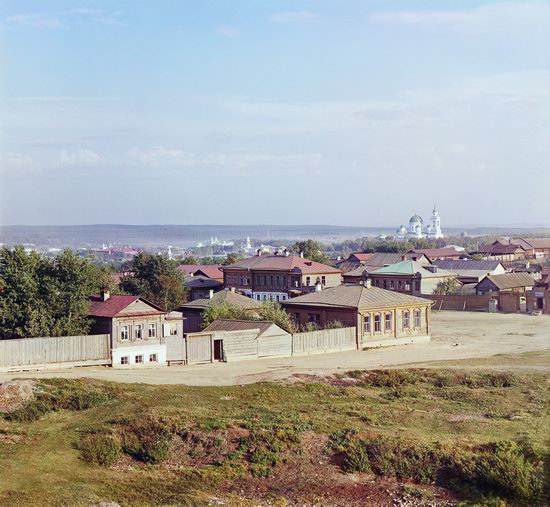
[4,13,64,29]
[215,25,240,38]
[127,146,189,165]
[270,11,318,23]
[57,149,101,166]
[0,152,37,171]
[368,2,550,33]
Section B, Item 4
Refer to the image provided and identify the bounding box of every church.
[395,207,443,240]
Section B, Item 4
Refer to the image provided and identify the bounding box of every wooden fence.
[0,334,110,372]
[292,327,357,356]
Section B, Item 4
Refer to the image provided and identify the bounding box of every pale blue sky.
[1,1,549,226]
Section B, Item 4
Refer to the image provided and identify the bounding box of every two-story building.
[88,291,182,368]
[222,250,342,301]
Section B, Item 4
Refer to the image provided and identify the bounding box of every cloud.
[56,149,101,166]
[4,13,64,29]
[127,146,189,165]
[66,7,123,25]
[0,152,37,171]
[368,2,550,33]
[270,11,318,23]
[215,25,240,38]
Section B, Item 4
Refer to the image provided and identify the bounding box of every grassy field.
[0,368,548,507]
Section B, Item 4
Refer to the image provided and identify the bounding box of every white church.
[395,207,444,240]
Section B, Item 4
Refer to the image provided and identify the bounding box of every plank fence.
[292,327,357,356]
[0,334,110,372]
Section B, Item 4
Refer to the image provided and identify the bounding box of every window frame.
[148,323,156,338]
[402,310,410,330]
[120,356,129,365]
[149,353,158,363]
[120,325,129,341]
[135,354,144,364]
[134,324,143,340]
[384,312,393,333]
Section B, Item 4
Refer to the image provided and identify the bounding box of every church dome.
[409,214,423,224]
[397,225,407,234]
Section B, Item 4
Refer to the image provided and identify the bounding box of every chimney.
[299,251,304,258]
[283,248,289,257]
[256,249,262,256]
[208,289,214,299]
[364,278,372,288]
[100,289,110,301]
[315,279,323,292]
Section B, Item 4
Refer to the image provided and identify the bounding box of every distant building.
[509,238,550,259]
[177,264,224,282]
[474,273,535,296]
[222,250,342,301]
[432,259,506,284]
[184,275,224,301]
[471,241,526,261]
[408,247,468,261]
[395,207,443,240]
[368,260,457,295]
[337,252,430,278]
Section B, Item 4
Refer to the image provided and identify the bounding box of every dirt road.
[1,312,549,386]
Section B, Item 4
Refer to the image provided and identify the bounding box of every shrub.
[4,399,51,423]
[78,431,122,466]
[121,416,172,464]
[343,443,371,473]
[324,320,344,329]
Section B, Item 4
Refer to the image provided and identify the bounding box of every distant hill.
[1,224,549,249]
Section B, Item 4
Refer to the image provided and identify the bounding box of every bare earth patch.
[0,380,35,413]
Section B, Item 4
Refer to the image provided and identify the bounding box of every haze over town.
[1,0,550,227]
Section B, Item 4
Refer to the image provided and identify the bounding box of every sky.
[0,0,549,227]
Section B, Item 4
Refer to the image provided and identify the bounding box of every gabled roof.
[184,275,223,290]
[475,242,525,255]
[178,264,223,279]
[510,238,550,250]
[88,295,165,318]
[180,290,261,311]
[409,248,467,260]
[432,259,504,271]
[476,272,536,290]
[202,319,287,337]
[282,285,432,310]
[336,252,429,273]
[222,254,341,274]
[371,260,455,278]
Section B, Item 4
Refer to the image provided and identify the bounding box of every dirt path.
[1,312,549,386]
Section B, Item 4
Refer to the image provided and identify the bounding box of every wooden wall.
[0,334,110,372]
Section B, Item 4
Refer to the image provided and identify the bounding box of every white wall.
[112,343,167,368]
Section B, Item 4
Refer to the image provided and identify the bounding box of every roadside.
[1,311,549,386]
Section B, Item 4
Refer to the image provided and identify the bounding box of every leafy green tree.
[201,301,296,333]
[433,278,462,295]
[222,252,244,266]
[181,256,199,265]
[120,253,187,311]
[291,239,330,264]
[0,247,110,339]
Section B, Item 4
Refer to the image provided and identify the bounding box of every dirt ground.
[1,311,549,386]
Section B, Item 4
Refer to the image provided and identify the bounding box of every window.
[149,353,158,363]
[321,276,326,285]
[306,276,311,286]
[398,281,402,290]
[414,280,421,292]
[307,313,320,323]
[385,313,393,333]
[275,276,280,286]
[275,294,280,301]
[405,281,411,291]
[374,314,381,332]
[120,325,129,341]
[135,325,143,340]
[383,280,388,289]
[414,309,422,328]
[364,315,371,334]
[135,355,143,364]
[170,324,178,336]
[120,356,129,365]
[148,324,156,338]
[390,280,395,290]
[294,312,301,323]
[403,311,410,330]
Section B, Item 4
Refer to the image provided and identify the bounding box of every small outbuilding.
[474,272,536,295]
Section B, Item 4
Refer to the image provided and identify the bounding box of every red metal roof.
[88,295,164,318]
[178,264,223,279]
[221,254,341,274]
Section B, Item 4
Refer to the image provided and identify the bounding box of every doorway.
[213,339,224,361]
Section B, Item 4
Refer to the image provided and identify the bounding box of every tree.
[433,278,462,295]
[181,256,199,265]
[291,239,330,264]
[222,253,244,266]
[201,301,296,333]
[0,247,109,339]
[120,253,187,311]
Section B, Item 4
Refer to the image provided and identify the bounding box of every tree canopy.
[291,239,330,264]
[0,247,114,339]
[120,253,187,311]
[201,301,296,333]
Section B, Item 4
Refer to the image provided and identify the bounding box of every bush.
[121,416,172,464]
[343,443,371,473]
[78,431,122,466]
[4,379,114,423]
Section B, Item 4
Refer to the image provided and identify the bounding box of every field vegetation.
[0,369,548,506]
